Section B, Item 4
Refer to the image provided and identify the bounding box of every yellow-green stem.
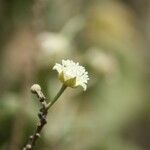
[47,84,67,110]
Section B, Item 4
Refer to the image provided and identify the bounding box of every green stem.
[47,84,67,110]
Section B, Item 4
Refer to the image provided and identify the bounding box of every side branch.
[23,84,48,150]
[23,84,67,150]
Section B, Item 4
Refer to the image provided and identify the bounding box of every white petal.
[53,63,63,73]
[80,83,87,91]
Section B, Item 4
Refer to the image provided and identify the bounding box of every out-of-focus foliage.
[0,0,150,150]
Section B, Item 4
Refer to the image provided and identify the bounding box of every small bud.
[36,133,40,138]
[26,144,31,149]
[30,84,41,93]
[29,135,33,139]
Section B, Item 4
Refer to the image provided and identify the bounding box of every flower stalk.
[47,84,67,109]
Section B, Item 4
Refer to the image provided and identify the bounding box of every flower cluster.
[53,59,89,91]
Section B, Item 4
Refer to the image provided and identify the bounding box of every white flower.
[38,32,70,55]
[86,48,117,75]
[53,59,89,91]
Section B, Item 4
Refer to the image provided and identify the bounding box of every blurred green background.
[0,0,150,150]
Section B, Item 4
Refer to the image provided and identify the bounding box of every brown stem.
[23,88,47,150]
[23,84,66,150]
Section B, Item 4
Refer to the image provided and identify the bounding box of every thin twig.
[23,84,66,150]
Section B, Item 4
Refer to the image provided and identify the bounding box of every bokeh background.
[0,0,150,150]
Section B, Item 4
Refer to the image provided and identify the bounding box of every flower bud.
[30,84,41,93]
